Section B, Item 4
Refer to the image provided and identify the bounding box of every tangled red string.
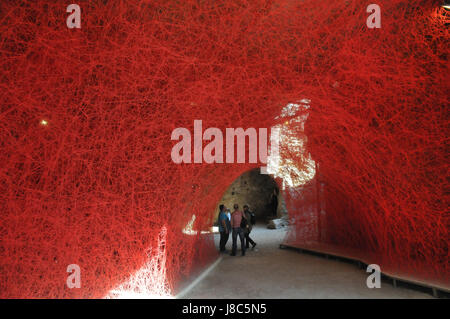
[0,0,448,298]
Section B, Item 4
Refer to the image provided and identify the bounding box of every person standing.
[218,204,230,252]
[243,204,256,249]
[230,204,246,256]
[270,188,278,217]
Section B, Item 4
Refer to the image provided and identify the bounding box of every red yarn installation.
[0,0,448,298]
[282,0,449,288]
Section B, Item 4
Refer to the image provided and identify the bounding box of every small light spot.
[40,119,48,126]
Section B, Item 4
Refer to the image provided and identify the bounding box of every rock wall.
[216,168,286,223]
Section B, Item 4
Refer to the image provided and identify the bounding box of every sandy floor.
[182,225,433,299]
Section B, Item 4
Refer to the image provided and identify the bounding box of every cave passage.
[215,168,283,224]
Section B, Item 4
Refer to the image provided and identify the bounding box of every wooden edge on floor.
[279,243,449,297]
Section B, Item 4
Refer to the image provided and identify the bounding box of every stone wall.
[215,168,286,224]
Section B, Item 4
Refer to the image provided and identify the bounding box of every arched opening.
[215,168,285,224]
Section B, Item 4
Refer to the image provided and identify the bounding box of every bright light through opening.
[182,214,215,235]
[267,99,316,189]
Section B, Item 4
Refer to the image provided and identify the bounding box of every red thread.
[0,0,448,298]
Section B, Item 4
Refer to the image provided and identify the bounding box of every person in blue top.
[218,204,231,252]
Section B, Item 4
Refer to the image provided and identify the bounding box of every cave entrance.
[215,167,287,227]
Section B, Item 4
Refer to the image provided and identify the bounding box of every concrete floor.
[182,225,433,299]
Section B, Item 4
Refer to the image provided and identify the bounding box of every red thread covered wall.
[0,0,448,298]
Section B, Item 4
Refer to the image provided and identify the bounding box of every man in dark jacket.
[218,204,231,252]
[243,204,257,249]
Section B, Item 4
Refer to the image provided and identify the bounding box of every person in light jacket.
[230,204,246,256]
